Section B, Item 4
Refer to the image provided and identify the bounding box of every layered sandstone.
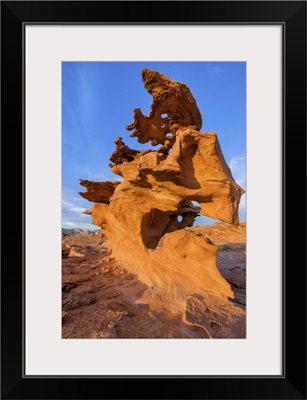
[79,69,245,330]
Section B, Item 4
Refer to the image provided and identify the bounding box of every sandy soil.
[62,223,246,339]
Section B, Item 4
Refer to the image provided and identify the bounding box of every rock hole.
[191,201,202,225]
[177,215,183,222]
[161,113,168,118]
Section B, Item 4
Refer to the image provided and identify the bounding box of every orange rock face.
[80,69,245,324]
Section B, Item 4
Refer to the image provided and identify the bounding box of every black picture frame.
[1,1,306,399]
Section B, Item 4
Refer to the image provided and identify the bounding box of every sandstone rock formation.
[79,69,245,333]
[62,222,246,338]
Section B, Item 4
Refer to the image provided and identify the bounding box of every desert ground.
[62,222,246,339]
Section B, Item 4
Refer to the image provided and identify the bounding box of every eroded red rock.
[78,69,245,336]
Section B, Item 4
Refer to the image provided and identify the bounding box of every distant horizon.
[62,62,246,230]
[61,221,247,230]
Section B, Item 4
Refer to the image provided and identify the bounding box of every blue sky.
[62,62,246,230]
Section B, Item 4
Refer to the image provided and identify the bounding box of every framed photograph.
[1,1,306,399]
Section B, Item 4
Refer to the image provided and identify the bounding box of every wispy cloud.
[229,156,246,219]
[62,200,85,214]
[208,64,224,77]
[229,156,246,189]
[62,189,95,230]
[74,165,121,182]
